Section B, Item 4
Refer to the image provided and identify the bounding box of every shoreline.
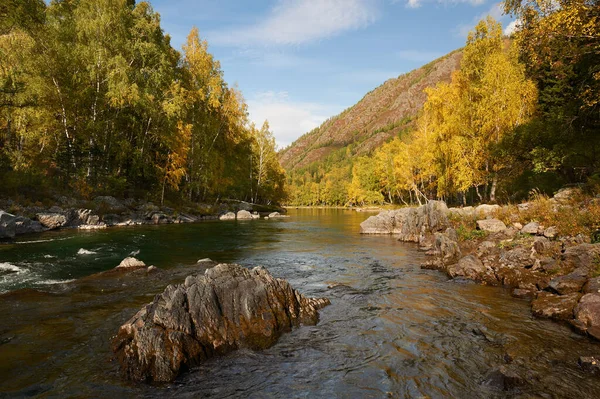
[359,189,600,345]
[0,196,285,240]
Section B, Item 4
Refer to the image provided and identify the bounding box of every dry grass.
[493,189,600,239]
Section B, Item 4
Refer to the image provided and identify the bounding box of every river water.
[0,209,599,398]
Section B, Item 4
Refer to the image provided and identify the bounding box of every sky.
[150,0,516,149]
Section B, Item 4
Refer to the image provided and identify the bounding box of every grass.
[493,189,600,240]
[456,225,488,241]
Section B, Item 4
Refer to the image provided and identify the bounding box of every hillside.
[279,50,462,172]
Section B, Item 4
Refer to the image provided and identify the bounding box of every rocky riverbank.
[360,189,600,344]
[0,196,285,239]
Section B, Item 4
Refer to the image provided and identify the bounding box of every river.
[0,209,599,398]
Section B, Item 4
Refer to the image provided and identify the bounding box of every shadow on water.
[0,209,599,398]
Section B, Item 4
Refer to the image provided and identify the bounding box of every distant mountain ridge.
[279,50,462,171]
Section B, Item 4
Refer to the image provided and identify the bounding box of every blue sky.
[150,0,516,148]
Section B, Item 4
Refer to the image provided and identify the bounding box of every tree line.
[0,0,285,205]
[287,0,599,206]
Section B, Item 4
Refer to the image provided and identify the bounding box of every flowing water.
[1,209,599,398]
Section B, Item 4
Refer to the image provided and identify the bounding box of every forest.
[0,0,285,206]
[286,0,599,206]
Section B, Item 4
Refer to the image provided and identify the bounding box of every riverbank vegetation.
[286,0,599,206]
[0,0,285,206]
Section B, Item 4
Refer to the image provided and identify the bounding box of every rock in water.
[0,211,17,238]
[360,200,448,241]
[236,210,253,220]
[112,263,330,382]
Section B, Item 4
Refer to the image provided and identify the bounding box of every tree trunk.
[490,174,498,203]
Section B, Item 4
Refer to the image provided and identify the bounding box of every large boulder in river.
[360,200,448,242]
[0,211,17,239]
[112,263,330,382]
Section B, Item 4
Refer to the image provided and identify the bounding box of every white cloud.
[503,19,521,36]
[247,91,341,148]
[210,0,379,46]
[230,48,325,69]
[397,49,444,63]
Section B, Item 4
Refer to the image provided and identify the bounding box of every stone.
[500,247,534,269]
[513,222,523,230]
[219,212,236,220]
[532,237,550,255]
[236,210,253,220]
[36,213,67,230]
[483,366,525,391]
[543,226,558,239]
[477,241,497,258]
[573,293,600,340]
[448,255,497,285]
[117,257,146,269]
[521,222,541,235]
[68,209,101,227]
[553,187,580,204]
[149,212,170,224]
[476,219,507,233]
[14,216,45,235]
[360,200,449,242]
[583,278,600,294]
[112,263,330,382]
[579,356,600,374]
[561,244,600,272]
[0,211,17,239]
[531,292,581,320]
[251,212,260,219]
[448,206,475,220]
[475,204,500,218]
[432,232,461,266]
[548,271,587,295]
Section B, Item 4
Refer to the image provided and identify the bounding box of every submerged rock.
[112,263,330,382]
[579,356,600,374]
[531,292,581,320]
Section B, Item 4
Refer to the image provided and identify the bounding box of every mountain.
[279,50,462,172]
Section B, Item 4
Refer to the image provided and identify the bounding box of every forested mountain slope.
[279,50,462,171]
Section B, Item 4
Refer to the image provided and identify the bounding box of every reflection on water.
[0,209,599,398]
